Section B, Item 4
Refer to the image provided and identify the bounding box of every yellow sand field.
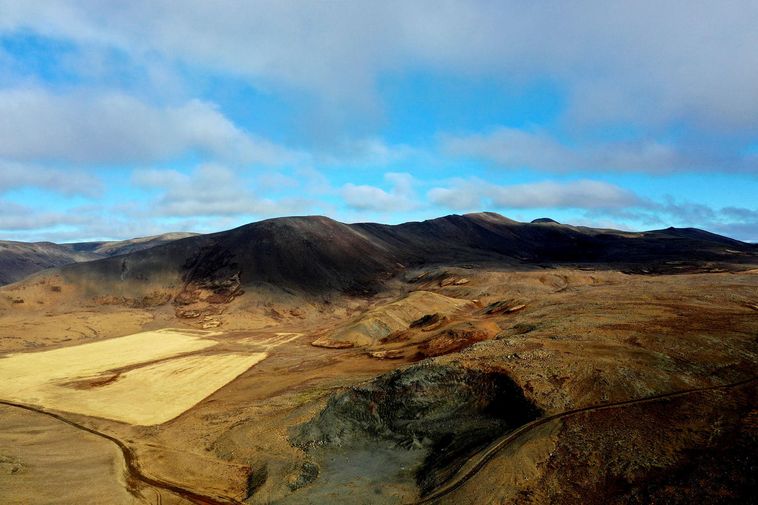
[0,329,267,425]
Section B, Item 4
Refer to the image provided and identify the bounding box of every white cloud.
[0,200,85,232]
[255,172,300,192]
[2,1,757,130]
[721,207,758,222]
[319,138,417,167]
[426,186,481,211]
[132,164,313,218]
[428,179,641,210]
[0,2,755,241]
[492,180,640,209]
[0,199,197,242]
[0,160,102,196]
[0,88,293,165]
[341,172,418,212]
[294,167,332,195]
[442,127,758,174]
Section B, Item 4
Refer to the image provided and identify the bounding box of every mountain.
[0,241,100,286]
[2,212,756,505]
[0,232,197,286]
[62,232,199,256]
[48,212,756,300]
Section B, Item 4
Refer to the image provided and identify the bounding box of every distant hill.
[38,212,756,301]
[0,232,197,286]
[0,241,100,286]
[62,232,199,257]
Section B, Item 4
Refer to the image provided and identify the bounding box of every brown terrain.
[0,213,756,504]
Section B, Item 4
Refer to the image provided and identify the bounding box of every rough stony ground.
[0,404,139,505]
[437,381,758,505]
[0,267,756,504]
[293,362,542,495]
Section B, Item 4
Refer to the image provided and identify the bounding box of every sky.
[0,1,756,243]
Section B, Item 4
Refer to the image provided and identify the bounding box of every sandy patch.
[0,329,267,425]
[313,291,473,347]
[0,405,139,505]
[240,332,302,348]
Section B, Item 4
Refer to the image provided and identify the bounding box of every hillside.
[0,232,197,286]
[62,232,198,256]
[0,212,756,505]
[0,241,100,286]
[44,212,756,301]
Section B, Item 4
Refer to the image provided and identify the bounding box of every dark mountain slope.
[357,212,755,267]
[0,233,197,286]
[0,241,100,286]
[63,232,198,257]
[57,216,404,297]
[49,213,756,299]
[183,216,402,293]
[646,226,747,247]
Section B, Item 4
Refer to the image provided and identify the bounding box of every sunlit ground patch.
[0,329,266,425]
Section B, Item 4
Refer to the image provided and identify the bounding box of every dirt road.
[0,399,244,505]
[414,375,758,504]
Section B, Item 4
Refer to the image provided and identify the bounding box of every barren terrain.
[0,214,755,504]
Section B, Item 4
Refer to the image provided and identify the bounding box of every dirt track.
[0,399,243,505]
[413,375,758,504]
[3,376,755,505]
[1,267,756,503]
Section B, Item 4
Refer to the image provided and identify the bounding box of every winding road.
[413,375,758,504]
[0,399,244,505]
[2,376,755,505]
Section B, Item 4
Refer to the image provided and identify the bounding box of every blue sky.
[0,1,756,242]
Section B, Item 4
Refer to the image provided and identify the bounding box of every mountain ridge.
[31,213,754,302]
[3,213,755,292]
[0,232,197,286]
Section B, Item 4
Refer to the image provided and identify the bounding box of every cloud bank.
[428,179,641,211]
[0,1,755,241]
[2,1,757,130]
[0,88,291,165]
[442,128,758,174]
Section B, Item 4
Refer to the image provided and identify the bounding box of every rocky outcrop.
[292,362,541,493]
[311,291,472,348]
